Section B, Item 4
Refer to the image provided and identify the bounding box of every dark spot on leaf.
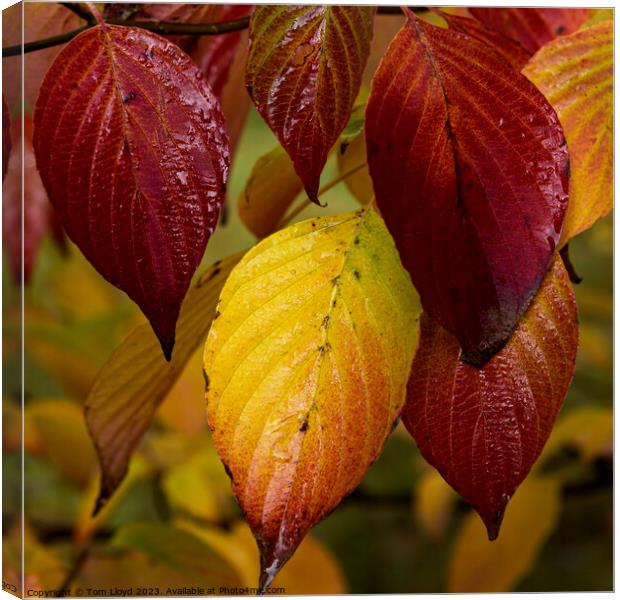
[340,141,350,155]
[213,310,221,320]
[202,369,210,391]
[353,269,361,280]
[322,315,330,328]
[353,237,360,245]
[555,25,566,35]
[143,48,154,60]
[122,91,136,103]
[299,418,309,433]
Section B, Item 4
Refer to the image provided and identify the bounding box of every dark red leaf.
[190,5,253,97]
[438,11,531,70]
[34,24,230,359]
[403,256,578,539]
[246,6,375,202]
[3,115,49,283]
[469,8,590,54]
[2,95,10,181]
[365,12,569,366]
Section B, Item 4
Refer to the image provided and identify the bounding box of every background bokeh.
[2,105,612,594]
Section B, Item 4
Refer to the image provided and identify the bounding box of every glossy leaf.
[403,256,578,539]
[246,6,375,201]
[366,12,569,366]
[469,8,590,54]
[2,115,55,283]
[523,21,613,245]
[448,476,561,592]
[203,208,420,588]
[237,146,303,238]
[2,94,9,180]
[34,24,230,359]
[85,253,242,511]
[438,12,530,70]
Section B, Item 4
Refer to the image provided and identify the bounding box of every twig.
[2,5,427,58]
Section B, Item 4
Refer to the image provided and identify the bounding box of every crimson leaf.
[246,5,375,202]
[34,24,230,359]
[365,12,569,366]
[468,8,590,54]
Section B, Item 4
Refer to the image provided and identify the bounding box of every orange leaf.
[523,21,613,244]
[403,256,578,539]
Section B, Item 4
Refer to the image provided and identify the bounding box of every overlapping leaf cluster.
[2,3,613,593]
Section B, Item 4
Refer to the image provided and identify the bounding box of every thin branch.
[2,5,428,58]
[59,2,94,22]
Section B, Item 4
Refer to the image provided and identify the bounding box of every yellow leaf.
[337,133,373,205]
[85,253,243,511]
[25,399,97,485]
[415,469,458,540]
[448,477,561,592]
[203,207,420,586]
[541,406,613,464]
[178,520,347,594]
[523,21,613,244]
[162,439,234,524]
[237,146,303,238]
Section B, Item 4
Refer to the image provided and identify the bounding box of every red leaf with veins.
[403,256,578,539]
[365,12,569,366]
[469,8,590,54]
[246,5,375,202]
[34,24,229,359]
[438,12,530,70]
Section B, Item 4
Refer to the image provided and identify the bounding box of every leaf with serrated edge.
[523,21,613,245]
[85,253,243,512]
[203,207,420,589]
[246,6,375,201]
[469,8,590,54]
[365,11,569,366]
[403,256,578,539]
[34,24,230,359]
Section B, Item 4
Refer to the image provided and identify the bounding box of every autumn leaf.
[337,133,373,205]
[448,476,561,592]
[403,256,578,539]
[34,22,230,359]
[203,207,420,589]
[523,21,613,245]
[469,8,590,54]
[85,253,242,512]
[2,3,84,112]
[438,12,531,70]
[2,115,58,283]
[246,6,375,201]
[2,95,9,180]
[365,11,569,366]
[237,146,304,238]
[109,523,243,587]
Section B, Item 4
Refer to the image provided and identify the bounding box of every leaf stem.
[278,161,368,229]
[2,5,427,58]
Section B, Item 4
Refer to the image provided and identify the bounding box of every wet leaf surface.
[469,8,590,54]
[203,208,420,589]
[34,23,230,358]
[403,257,578,538]
[85,253,242,511]
[246,6,375,201]
[523,20,613,244]
[365,12,569,365]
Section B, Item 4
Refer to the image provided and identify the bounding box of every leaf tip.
[257,555,281,595]
[480,505,507,541]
